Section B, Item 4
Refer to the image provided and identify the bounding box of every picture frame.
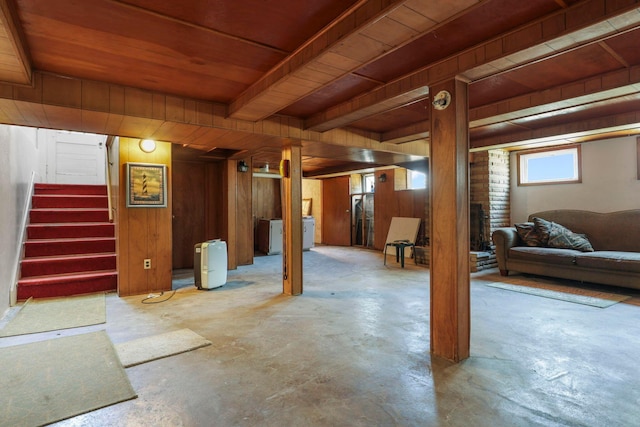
[126,162,167,208]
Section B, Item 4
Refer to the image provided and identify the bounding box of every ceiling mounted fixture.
[139,139,156,153]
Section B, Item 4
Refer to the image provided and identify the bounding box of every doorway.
[44,130,106,184]
[351,193,374,248]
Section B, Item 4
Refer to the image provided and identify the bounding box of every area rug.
[0,331,137,427]
[485,282,630,308]
[115,328,211,368]
[0,293,106,337]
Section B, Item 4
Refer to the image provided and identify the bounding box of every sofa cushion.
[574,251,640,273]
[533,217,594,252]
[509,247,581,266]
[514,222,544,246]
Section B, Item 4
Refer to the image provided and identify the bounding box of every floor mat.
[0,293,106,337]
[115,328,211,368]
[0,331,137,426]
[485,282,630,308]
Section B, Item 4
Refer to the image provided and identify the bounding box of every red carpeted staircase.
[18,183,117,300]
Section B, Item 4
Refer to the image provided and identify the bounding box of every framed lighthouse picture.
[126,163,167,207]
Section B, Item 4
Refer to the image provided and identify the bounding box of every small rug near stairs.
[0,331,137,427]
[485,281,631,308]
[0,293,106,337]
[115,329,211,368]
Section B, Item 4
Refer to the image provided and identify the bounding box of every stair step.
[21,253,116,277]
[32,194,108,209]
[27,222,115,239]
[24,237,116,257]
[17,270,117,300]
[34,183,107,196]
[30,208,110,223]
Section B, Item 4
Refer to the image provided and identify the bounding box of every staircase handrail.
[105,136,115,223]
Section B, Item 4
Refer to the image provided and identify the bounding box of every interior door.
[322,176,351,246]
[46,130,106,184]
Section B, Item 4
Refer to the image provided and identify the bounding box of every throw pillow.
[514,222,544,246]
[533,217,594,252]
[532,217,553,245]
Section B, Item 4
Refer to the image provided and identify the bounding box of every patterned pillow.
[514,222,544,246]
[532,217,553,245]
[533,217,594,252]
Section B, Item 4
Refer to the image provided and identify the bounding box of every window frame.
[407,169,427,190]
[517,144,582,186]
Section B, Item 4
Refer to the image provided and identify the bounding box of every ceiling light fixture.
[139,139,156,153]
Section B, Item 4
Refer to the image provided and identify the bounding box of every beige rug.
[115,328,211,368]
[486,282,631,308]
[0,293,106,337]
[0,331,137,426]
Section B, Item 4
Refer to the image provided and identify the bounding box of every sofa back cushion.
[527,210,640,252]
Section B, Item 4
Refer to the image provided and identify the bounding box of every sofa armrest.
[492,228,520,275]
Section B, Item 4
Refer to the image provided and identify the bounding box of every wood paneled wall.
[172,160,206,269]
[252,176,282,248]
[252,177,282,221]
[373,169,428,250]
[117,138,172,297]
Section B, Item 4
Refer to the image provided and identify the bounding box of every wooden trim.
[637,136,640,180]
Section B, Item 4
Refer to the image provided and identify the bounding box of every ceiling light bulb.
[139,139,156,153]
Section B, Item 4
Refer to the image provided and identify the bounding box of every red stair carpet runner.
[18,183,117,299]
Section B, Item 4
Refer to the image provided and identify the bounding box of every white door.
[45,130,106,184]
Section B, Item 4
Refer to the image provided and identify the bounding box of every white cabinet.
[257,219,283,255]
[303,217,315,250]
[257,217,315,255]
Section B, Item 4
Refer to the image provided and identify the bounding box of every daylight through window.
[518,145,581,185]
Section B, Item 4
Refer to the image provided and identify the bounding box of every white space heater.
[194,239,227,290]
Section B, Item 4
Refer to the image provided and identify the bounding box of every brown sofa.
[492,209,640,290]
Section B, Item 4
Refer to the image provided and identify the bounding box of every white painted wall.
[0,125,41,317]
[511,136,640,223]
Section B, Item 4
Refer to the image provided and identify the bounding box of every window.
[407,170,427,190]
[363,173,375,193]
[517,145,581,186]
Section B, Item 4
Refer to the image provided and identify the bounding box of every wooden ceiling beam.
[471,108,640,149]
[0,0,31,85]
[0,70,428,159]
[305,0,640,132]
[228,0,481,122]
[378,65,640,145]
[470,65,640,127]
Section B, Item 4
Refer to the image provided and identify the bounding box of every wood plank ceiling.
[0,0,638,176]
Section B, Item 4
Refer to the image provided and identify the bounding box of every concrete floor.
[3,246,640,426]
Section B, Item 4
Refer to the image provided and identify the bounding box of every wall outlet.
[143,259,151,269]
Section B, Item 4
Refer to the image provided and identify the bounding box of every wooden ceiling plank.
[598,40,630,67]
[228,0,463,122]
[306,0,640,132]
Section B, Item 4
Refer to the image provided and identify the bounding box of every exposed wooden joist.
[471,108,640,149]
[0,71,427,160]
[0,0,31,85]
[305,0,640,132]
[470,65,640,127]
[228,0,481,122]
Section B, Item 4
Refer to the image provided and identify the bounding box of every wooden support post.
[281,141,303,295]
[429,78,470,362]
[223,159,238,270]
